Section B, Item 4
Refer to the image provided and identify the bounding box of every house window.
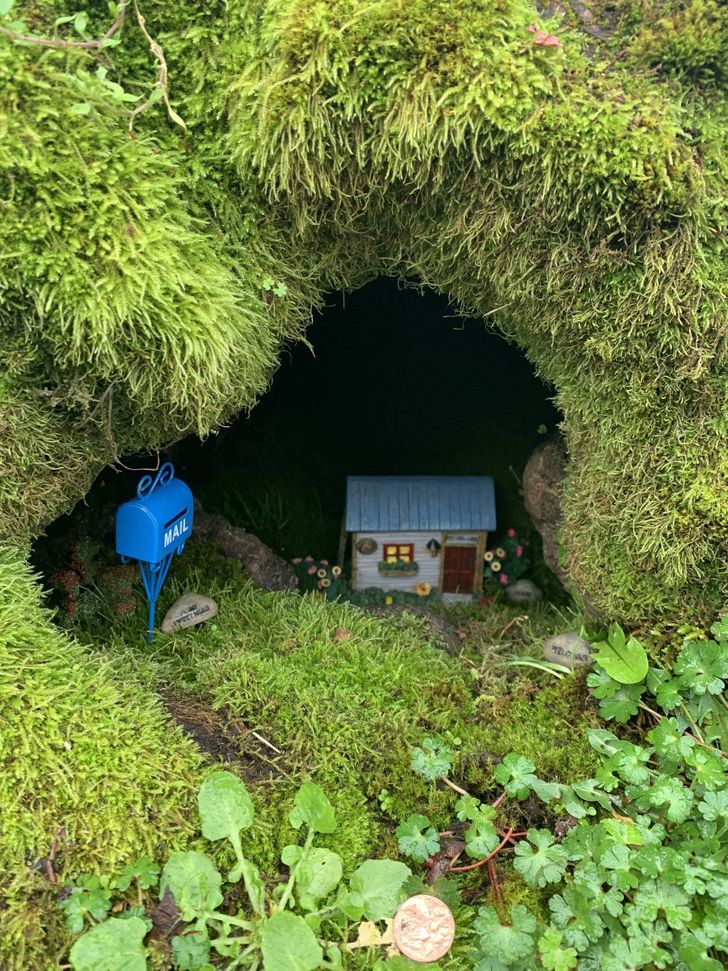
[383,543,414,563]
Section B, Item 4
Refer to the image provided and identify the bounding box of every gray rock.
[522,438,568,589]
[505,579,543,603]
[543,632,592,669]
[161,593,218,633]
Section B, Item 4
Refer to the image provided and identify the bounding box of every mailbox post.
[115,462,193,641]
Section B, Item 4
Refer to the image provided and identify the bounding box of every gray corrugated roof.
[345,476,496,532]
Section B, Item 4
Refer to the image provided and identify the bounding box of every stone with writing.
[505,578,543,603]
[161,592,218,633]
[543,632,592,669]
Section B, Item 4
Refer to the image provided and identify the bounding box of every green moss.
[0,545,205,969]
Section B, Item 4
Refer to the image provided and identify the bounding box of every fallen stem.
[441,775,470,797]
[450,827,514,872]
[0,1,128,49]
[638,702,726,757]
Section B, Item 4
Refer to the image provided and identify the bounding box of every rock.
[543,632,592,669]
[505,578,543,603]
[193,501,297,591]
[161,592,218,633]
[522,438,569,589]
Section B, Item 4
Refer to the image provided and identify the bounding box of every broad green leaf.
[69,916,147,971]
[295,847,343,906]
[630,879,692,929]
[260,911,323,971]
[698,789,728,821]
[69,102,93,116]
[645,776,694,823]
[198,770,254,842]
[0,0,14,15]
[289,782,336,833]
[396,814,441,863]
[592,625,648,684]
[493,754,536,799]
[513,830,568,888]
[346,860,411,921]
[646,717,694,762]
[115,856,160,892]
[538,928,577,971]
[171,931,211,970]
[160,852,223,921]
[73,12,88,33]
[473,904,536,966]
[674,640,728,696]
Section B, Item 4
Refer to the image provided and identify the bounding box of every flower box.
[378,560,419,578]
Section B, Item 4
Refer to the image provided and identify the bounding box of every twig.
[450,827,515,872]
[250,730,283,755]
[498,614,528,639]
[441,775,470,797]
[128,1,185,131]
[487,858,504,913]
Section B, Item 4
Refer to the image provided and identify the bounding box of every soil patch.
[164,693,284,785]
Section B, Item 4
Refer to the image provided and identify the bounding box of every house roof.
[345,476,496,532]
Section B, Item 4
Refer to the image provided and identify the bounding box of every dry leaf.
[346,919,396,952]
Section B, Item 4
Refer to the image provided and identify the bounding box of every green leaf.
[645,776,694,823]
[260,911,323,971]
[410,737,454,781]
[396,814,441,863]
[289,782,336,834]
[240,858,266,917]
[612,743,653,785]
[69,102,93,116]
[69,917,147,971]
[115,856,160,892]
[698,789,728,821]
[171,931,211,970]
[73,12,88,33]
[538,928,577,970]
[685,746,726,789]
[629,879,692,929]
[473,904,536,966]
[0,0,14,16]
[513,830,568,888]
[592,625,648,684]
[674,640,728,696]
[61,886,112,934]
[346,860,411,921]
[646,717,695,763]
[465,815,500,858]
[454,794,481,821]
[493,753,536,799]
[198,770,254,842]
[159,852,223,921]
[295,847,343,906]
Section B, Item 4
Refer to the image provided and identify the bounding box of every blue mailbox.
[116,462,193,641]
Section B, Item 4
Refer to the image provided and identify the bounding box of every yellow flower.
[384,595,394,604]
[332,565,342,577]
[321,578,331,588]
[491,560,502,572]
[484,550,494,562]
[496,547,506,558]
[416,581,431,597]
[317,568,327,578]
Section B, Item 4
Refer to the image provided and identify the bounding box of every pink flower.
[292,557,302,564]
[500,574,509,584]
[317,580,323,588]
[304,555,314,562]
[307,566,317,575]
[507,528,516,537]
[516,546,523,557]
[320,560,329,565]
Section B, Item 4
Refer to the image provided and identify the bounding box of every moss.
[0,545,205,969]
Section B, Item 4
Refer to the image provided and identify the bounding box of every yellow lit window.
[384,543,413,563]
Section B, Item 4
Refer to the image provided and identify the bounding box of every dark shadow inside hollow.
[32,277,565,605]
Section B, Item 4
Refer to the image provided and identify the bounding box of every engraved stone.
[543,632,592,669]
[161,592,218,633]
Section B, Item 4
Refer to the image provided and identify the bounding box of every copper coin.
[392,893,456,963]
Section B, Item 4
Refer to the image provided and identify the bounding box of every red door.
[442,546,477,593]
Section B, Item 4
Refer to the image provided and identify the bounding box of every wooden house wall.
[352,531,442,592]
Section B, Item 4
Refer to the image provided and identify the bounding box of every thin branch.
[440,775,470,797]
[450,827,515,873]
[128,0,185,131]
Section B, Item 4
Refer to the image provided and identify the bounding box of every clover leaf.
[465,814,500,859]
[698,789,728,821]
[644,776,694,823]
[646,717,695,763]
[674,640,727,696]
[538,928,577,971]
[473,904,536,967]
[513,829,568,888]
[396,814,441,863]
[629,879,692,929]
[69,916,147,971]
[115,856,160,892]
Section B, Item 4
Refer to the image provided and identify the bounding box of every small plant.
[291,556,346,601]
[377,559,419,575]
[60,773,413,970]
[484,529,530,587]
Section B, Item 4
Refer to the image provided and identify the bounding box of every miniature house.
[345,476,496,598]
